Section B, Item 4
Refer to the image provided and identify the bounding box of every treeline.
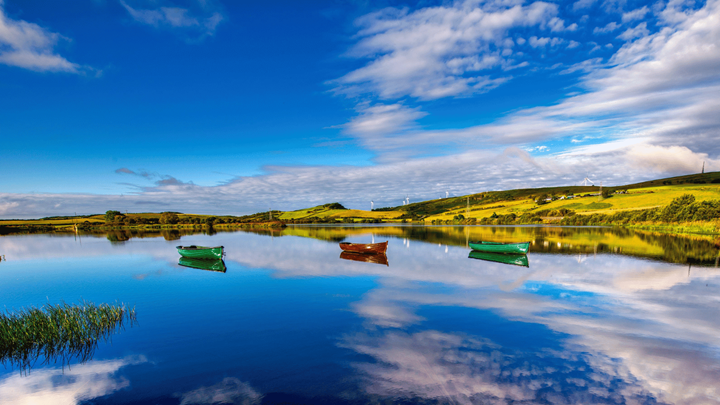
[97,211,240,227]
[430,208,574,225]
[0,224,56,235]
[560,194,720,226]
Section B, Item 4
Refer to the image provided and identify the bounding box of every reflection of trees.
[277,226,720,266]
[106,230,131,243]
[160,230,181,241]
[0,302,136,372]
[82,225,720,266]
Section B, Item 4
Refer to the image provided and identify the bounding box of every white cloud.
[0,2,89,73]
[573,0,597,11]
[527,145,549,152]
[625,144,718,173]
[617,22,650,40]
[528,36,564,47]
[593,21,621,34]
[331,0,564,100]
[622,6,651,22]
[567,40,581,49]
[343,103,427,140]
[121,0,224,38]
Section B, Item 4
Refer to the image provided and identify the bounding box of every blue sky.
[1,0,718,217]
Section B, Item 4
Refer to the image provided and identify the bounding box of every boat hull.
[339,241,388,254]
[468,241,530,255]
[176,245,224,260]
[468,251,529,267]
[178,257,227,272]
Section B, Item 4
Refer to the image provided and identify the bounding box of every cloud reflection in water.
[0,356,146,405]
[2,229,719,404]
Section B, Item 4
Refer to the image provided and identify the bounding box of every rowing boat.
[468,251,529,267]
[176,245,224,260]
[468,241,530,255]
[339,241,388,254]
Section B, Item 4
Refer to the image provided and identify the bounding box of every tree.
[104,210,121,223]
[205,216,217,226]
[601,188,612,198]
[159,212,179,224]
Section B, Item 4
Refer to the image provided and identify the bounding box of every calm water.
[1,225,719,404]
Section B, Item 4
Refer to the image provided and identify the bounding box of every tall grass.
[0,301,136,371]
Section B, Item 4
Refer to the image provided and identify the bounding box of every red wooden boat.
[339,241,388,254]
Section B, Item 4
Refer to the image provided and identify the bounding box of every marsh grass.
[0,301,136,372]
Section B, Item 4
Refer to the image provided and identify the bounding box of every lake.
[1,225,719,404]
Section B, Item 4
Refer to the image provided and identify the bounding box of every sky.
[0,0,718,217]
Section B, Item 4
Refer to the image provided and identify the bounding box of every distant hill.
[3,172,719,228]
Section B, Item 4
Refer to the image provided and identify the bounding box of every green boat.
[178,257,227,273]
[469,251,529,267]
[176,245,224,260]
[468,241,530,255]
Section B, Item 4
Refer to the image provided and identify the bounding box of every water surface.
[1,226,719,404]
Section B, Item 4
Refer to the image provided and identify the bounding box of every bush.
[104,210,121,223]
[159,212,179,224]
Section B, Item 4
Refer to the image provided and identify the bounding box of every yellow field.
[423,184,720,221]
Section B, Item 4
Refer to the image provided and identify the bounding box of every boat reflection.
[339,251,389,266]
[178,257,227,273]
[468,251,529,267]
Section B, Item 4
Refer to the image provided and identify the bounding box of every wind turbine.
[370,200,374,210]
[446,191,449,198]
[581,176,594,186]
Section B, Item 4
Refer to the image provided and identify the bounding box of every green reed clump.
[0,301,136,371]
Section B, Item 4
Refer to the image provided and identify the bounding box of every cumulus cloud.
[593,21,621,34]
[622,6,651,22]
[617,22,650,41]
[625,144,718,173]
[331,0,566,100]
[567,40,581,49]
[528,36,564,47]
[0,2,90,73]
[572,0,597,11]
[342,0,720,166]
[121,0,224,39]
